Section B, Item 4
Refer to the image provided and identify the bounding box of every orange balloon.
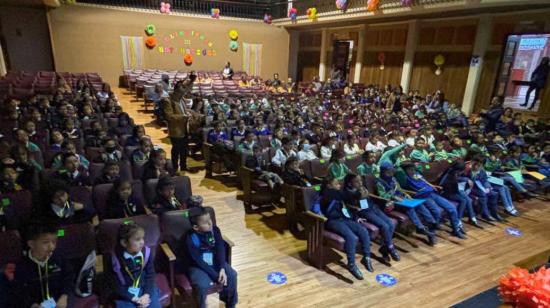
[184,54,193,65]
[145,37,157,49]
[367,0,379,12]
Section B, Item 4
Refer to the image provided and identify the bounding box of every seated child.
[433,141,451,161]
[0,164,23,194]
[178,207,238,308]
[93,161,121,186]
[468,157,502,222]
[328,150,350,181]
[342,173,399,262]
[131,137,153,166]
[281,157,312,187]
[101,139,123,163]
[150,176,186,215]
[108,222,160,308]
[376,162,437,245]
[104,180,146,219]
[245,146,283,189]
[409,138,432,163]
[5,223,74,308]
[52,153,91,187]
[400,162,466,239]
[320,177,373,280]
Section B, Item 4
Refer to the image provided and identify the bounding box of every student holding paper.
[342,173,399,262]
[468,157,502,222]
[440,162,480,228]
[485,151,537,198]
[376,162,437,246]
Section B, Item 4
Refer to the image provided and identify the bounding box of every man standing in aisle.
[163,74,196,172]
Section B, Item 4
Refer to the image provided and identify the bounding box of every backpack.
[75,250,96,297]
[111,246,151,285]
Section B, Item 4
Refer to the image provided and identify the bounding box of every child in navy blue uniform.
[5,223,74,308]
[108,222,160,308]
[180,207,238,308]
[150,176,185,215]
[104,180,146,220]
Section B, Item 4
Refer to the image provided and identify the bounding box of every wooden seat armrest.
[401,189,417,195]
[160,243,176,262]
[222,234,235,247]
[304,210,327,222]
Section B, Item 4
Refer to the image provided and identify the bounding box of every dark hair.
[117,221,144,243]
[343,173,359,188]
[329,149,344,163]
[104,160,119,170]
[156,175,174,193]
[24,223,59,242]
[189,207,209,226]
[132,125,145,137]
[61,152,77,164]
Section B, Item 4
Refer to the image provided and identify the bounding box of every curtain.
[242,43,263,76]
[120,36,144,70]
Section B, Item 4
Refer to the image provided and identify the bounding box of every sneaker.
[361,257,374,273]
[348,264,364,280]
[506,209,519,217]
[427,231,437,246]
[469,219,484,229]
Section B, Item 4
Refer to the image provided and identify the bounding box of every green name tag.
[313,185,321,192]
[346,156,352,160]
[425,165,431,169]
[1,198,10,207]
[123,220,133,225]
[319,159,326,164]
[57,229,65,237]
[448,159,453,163]
[182,211,189,218]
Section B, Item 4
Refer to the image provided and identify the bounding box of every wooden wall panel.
[410,52,471,106]
[455,25,477,45]
[297,51,320,82]
[361,51,404,86]
[419,27,436,45]
[393,28,408,46]
[435,27,455,45]
[474,51,501,113]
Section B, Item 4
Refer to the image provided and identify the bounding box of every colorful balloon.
[229,30,239,40]
[367,0,379,12]
[184,54,193,66]
[145,24,156,36]
[264,13,272,24]
[160,2,171,14]
[229,40,239,51]
[306,7,317,20]
[336,0,347,11]
[211,8,220,19]
[288,7,298,22]
[434,54,446,66]
[401,0,413,6]
[145,37,157,49]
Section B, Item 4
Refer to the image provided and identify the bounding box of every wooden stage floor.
[116,88,550,308]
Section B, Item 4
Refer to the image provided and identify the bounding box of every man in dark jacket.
[521,57,549,110]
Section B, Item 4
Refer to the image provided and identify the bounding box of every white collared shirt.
[123,250,144,261]
[28,250,49,268]
[51,202,70,218]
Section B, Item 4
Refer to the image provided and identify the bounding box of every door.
[331,41,351,81]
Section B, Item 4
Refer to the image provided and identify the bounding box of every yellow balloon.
[434,54,445,66]
[229,30,239,40]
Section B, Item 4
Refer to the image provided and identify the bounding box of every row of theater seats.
[0,208,233,307]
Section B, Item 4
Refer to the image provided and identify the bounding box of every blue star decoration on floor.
[267,272,287,285]
[376,273,397,287]
[505,227,522,237]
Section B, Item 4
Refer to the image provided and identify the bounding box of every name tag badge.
[306,182,312,187]
[41,298,56,308]
[458,182,466,192]
[128,287,141,298]
[359,199,369,210]
[341,207,352,218]
[202,252,214,266]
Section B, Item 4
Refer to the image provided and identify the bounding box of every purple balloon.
[401,0,413,6]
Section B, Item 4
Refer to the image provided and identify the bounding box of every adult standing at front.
[480,96,504,133]
[163,75,195,172]
[521,57,549,110]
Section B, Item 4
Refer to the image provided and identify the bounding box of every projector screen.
[496,33,550,112]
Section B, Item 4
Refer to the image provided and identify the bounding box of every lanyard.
[123,255,144,288]
[37,261,51,300]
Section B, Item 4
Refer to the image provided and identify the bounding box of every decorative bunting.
[211,8,220,19]
[367,0,379,12]
[306,7,317,20]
